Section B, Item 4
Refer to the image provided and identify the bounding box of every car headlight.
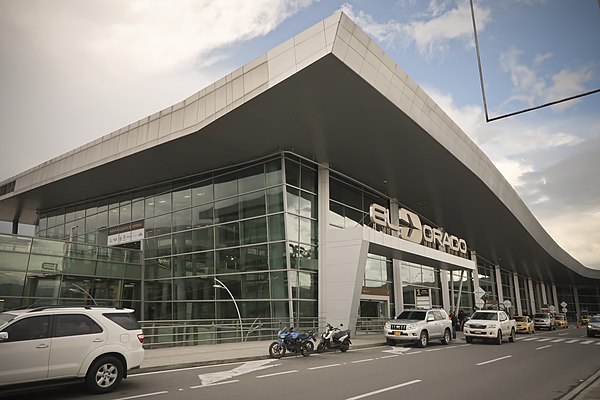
[588,325,593,329]
[406,323,416,330]
[385,322,391,330]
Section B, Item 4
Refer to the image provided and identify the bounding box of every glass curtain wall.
[449,269,474,316]
[401,262,442,309]
[518,275,531,316]
[555,285,576,321]
[0,234,141,315]
[499,268,516,317]
[36,154,320,324]
[476,259,498,309]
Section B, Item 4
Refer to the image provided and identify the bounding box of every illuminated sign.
[369,203,468,255]
[107,220,144,246]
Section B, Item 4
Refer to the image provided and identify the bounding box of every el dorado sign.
[369,203,468,255]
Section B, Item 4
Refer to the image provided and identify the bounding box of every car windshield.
[534,313,549,318]
[514,316,527,322]
[397,310,426,320]
[589,317,600,323]
[471,311,498,321]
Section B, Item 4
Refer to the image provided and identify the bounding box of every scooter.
[317,323,351,353]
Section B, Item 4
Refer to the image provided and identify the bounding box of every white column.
[513,273,522,316]
[552,285,559,311]
[528,278,536,313]
[390,199,403,314]
[495,265,504,304]
[317,163,330,324]
[541,282,548,306]
[441,270,451,312]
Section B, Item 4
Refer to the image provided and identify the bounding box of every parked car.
[383,308,453,348]
[554,313,568,329]
[463,310,516,344]
[0,306,144,394]
[587,315,600,337]
[514,315,535,334]
[533,312,555,331]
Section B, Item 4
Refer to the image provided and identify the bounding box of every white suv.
[384,309,453,348]
[0,306,144,394]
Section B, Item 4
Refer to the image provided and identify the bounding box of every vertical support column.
[441,270,451,312]
[552,285,559,311]
[495,265,504,304]
[317,163,330,324]
[573,286,581,319]
[528,278,536,313]
[541,282,548,306]
[389,199,403,314]
[12,219,19,234]
[513,273,523,316]
[471,252,480,310]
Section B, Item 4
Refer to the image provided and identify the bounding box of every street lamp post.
[213,278,243,342]
[69,283,98,305]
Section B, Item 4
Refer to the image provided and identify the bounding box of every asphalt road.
[3,327,599,400]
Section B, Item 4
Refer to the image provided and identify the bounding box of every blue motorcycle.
[269,327,317,358]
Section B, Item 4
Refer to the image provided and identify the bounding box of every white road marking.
[308,363,342,370]
[566,339,579,343]
[551,338,565,342]
[351,358,375,364]
[345,380,422,400]
[197,359,277,386]
[476,355,512,366]
[596,342,600,345]
[536,345,552,350]
[382,347,411,355]
[522,337,538,341]
[380,355,399,359]
[256,370,298,378]
[406,351,422,355]
[425,348,442,352]
[581,340,594,344]
[113,392,169,400]
[536,338,552,342]
[190,380,239,388]
[132,360,265,377]
[558,333,569,336]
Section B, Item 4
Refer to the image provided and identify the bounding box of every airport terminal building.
[1,13,599,337]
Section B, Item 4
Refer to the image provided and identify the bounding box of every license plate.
[394,332,401,336]
[473,331,481,334]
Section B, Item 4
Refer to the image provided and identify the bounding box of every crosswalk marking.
[566,339,579,343]
[581,340,594,344]
[551,338,565,342]
[536,338,552,342]
[522,337,538,341]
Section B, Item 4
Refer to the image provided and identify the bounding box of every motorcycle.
[317,323,351,353]
[268,327,318,359]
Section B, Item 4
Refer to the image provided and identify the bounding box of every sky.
[0,0,599,268]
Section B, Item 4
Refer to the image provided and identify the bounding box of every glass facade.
[35,154,319,324]
[6,150,594,339]
[0,234,142,315]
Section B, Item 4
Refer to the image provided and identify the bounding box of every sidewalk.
[136,334,387,372]
[134,333,600,399]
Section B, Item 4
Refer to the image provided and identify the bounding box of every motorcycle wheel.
[340,340,350,352]
[301,341,314,357]
[317,342,326,353]
[269,342,286,359]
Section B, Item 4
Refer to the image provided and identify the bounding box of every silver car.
[533,312,555,331]
[384,309,453,348]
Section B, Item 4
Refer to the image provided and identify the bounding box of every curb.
[131,341,388,375]
[560,367,600,400]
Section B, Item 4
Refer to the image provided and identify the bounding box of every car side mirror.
[0,332,8,341]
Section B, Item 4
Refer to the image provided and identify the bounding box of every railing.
[355,317,387,335]
[140,317,323,349]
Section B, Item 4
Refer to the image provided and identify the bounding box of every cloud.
[0,0,315,181]
[499,47,594,110]
[426,87,600,268]
[339,1,491,58]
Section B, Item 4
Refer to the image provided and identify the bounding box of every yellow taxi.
[514,315,534,334]
[580,314,590,325]
[554,313,568,328]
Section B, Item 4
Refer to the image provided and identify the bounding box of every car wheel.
[441,328,451,345]
[417,331,429,348]
[85,356,124,394]
[508,328,516,343]
[495,330,502,345]
[465,336,473,343]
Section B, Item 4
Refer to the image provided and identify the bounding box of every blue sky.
[0,0,599,268]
